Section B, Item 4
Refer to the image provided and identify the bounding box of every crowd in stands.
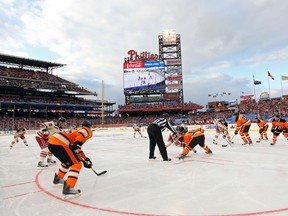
[0,116,126,131]
[0,95,103,107]
[237,98,288,118]
[118,101,203,111]
[1,97,287,131]
[0,66,92,93]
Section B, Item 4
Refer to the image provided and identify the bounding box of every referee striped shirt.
[152,117,176,133]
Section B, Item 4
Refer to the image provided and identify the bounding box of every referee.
[147,113,177,161]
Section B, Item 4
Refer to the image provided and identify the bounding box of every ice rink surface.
[1,129,288,216]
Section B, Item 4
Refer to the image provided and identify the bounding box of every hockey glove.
[271,128,275,133]
[180,142,186,147]
[234,131,238,135]
[70,141,83,151]
[172,132,177,140]
[83,157,93,168]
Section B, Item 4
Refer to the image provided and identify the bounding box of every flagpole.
[253,73,256,101]
[281,76,283,97]
[268,70,271,99]
[102,80,104,127]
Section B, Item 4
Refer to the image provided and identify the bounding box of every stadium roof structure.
[0,53,65,71]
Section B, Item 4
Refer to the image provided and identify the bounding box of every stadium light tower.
[158,29,183,103]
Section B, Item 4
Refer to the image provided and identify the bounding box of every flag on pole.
[282,75,288,80]
[253,74,261,85]
[268,71,274,80]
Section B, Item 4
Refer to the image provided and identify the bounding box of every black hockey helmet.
[162,113,169,119]
[58,117,67,122]
[176,126,187,135]
[81,120,92,128]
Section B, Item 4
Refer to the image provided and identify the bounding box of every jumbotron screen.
[123,61,166,95]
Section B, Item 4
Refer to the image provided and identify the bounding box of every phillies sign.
[127,49,159,61]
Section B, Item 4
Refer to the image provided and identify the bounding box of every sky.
[1,0,288,109]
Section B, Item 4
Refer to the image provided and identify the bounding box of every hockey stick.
[230,134,236,141]
[222,134,235,147]
[222,138,233,147]
[91,167,107,176]
[77,153,107,176]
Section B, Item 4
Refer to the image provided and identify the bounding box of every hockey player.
[133,124,144,138]
[35,117,67,167]
[166,126,198,154]
[147,113,177,161]
[48,120,93,199]
[166,126,187,148]
[255,118,269,142]
[178,126,212,160]
[10,127,28,149]
[233,112,252,145]
[213,119,233,146]
[270,115,288,145]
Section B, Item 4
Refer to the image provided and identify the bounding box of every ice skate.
[37,161,48,168]
[62,181,81,200]
[53,173,64,185]
[242,141,248,145]
[270,142,276,146]
[178,154,186,160]
[47,158,56,164]
[205,149,213,154]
